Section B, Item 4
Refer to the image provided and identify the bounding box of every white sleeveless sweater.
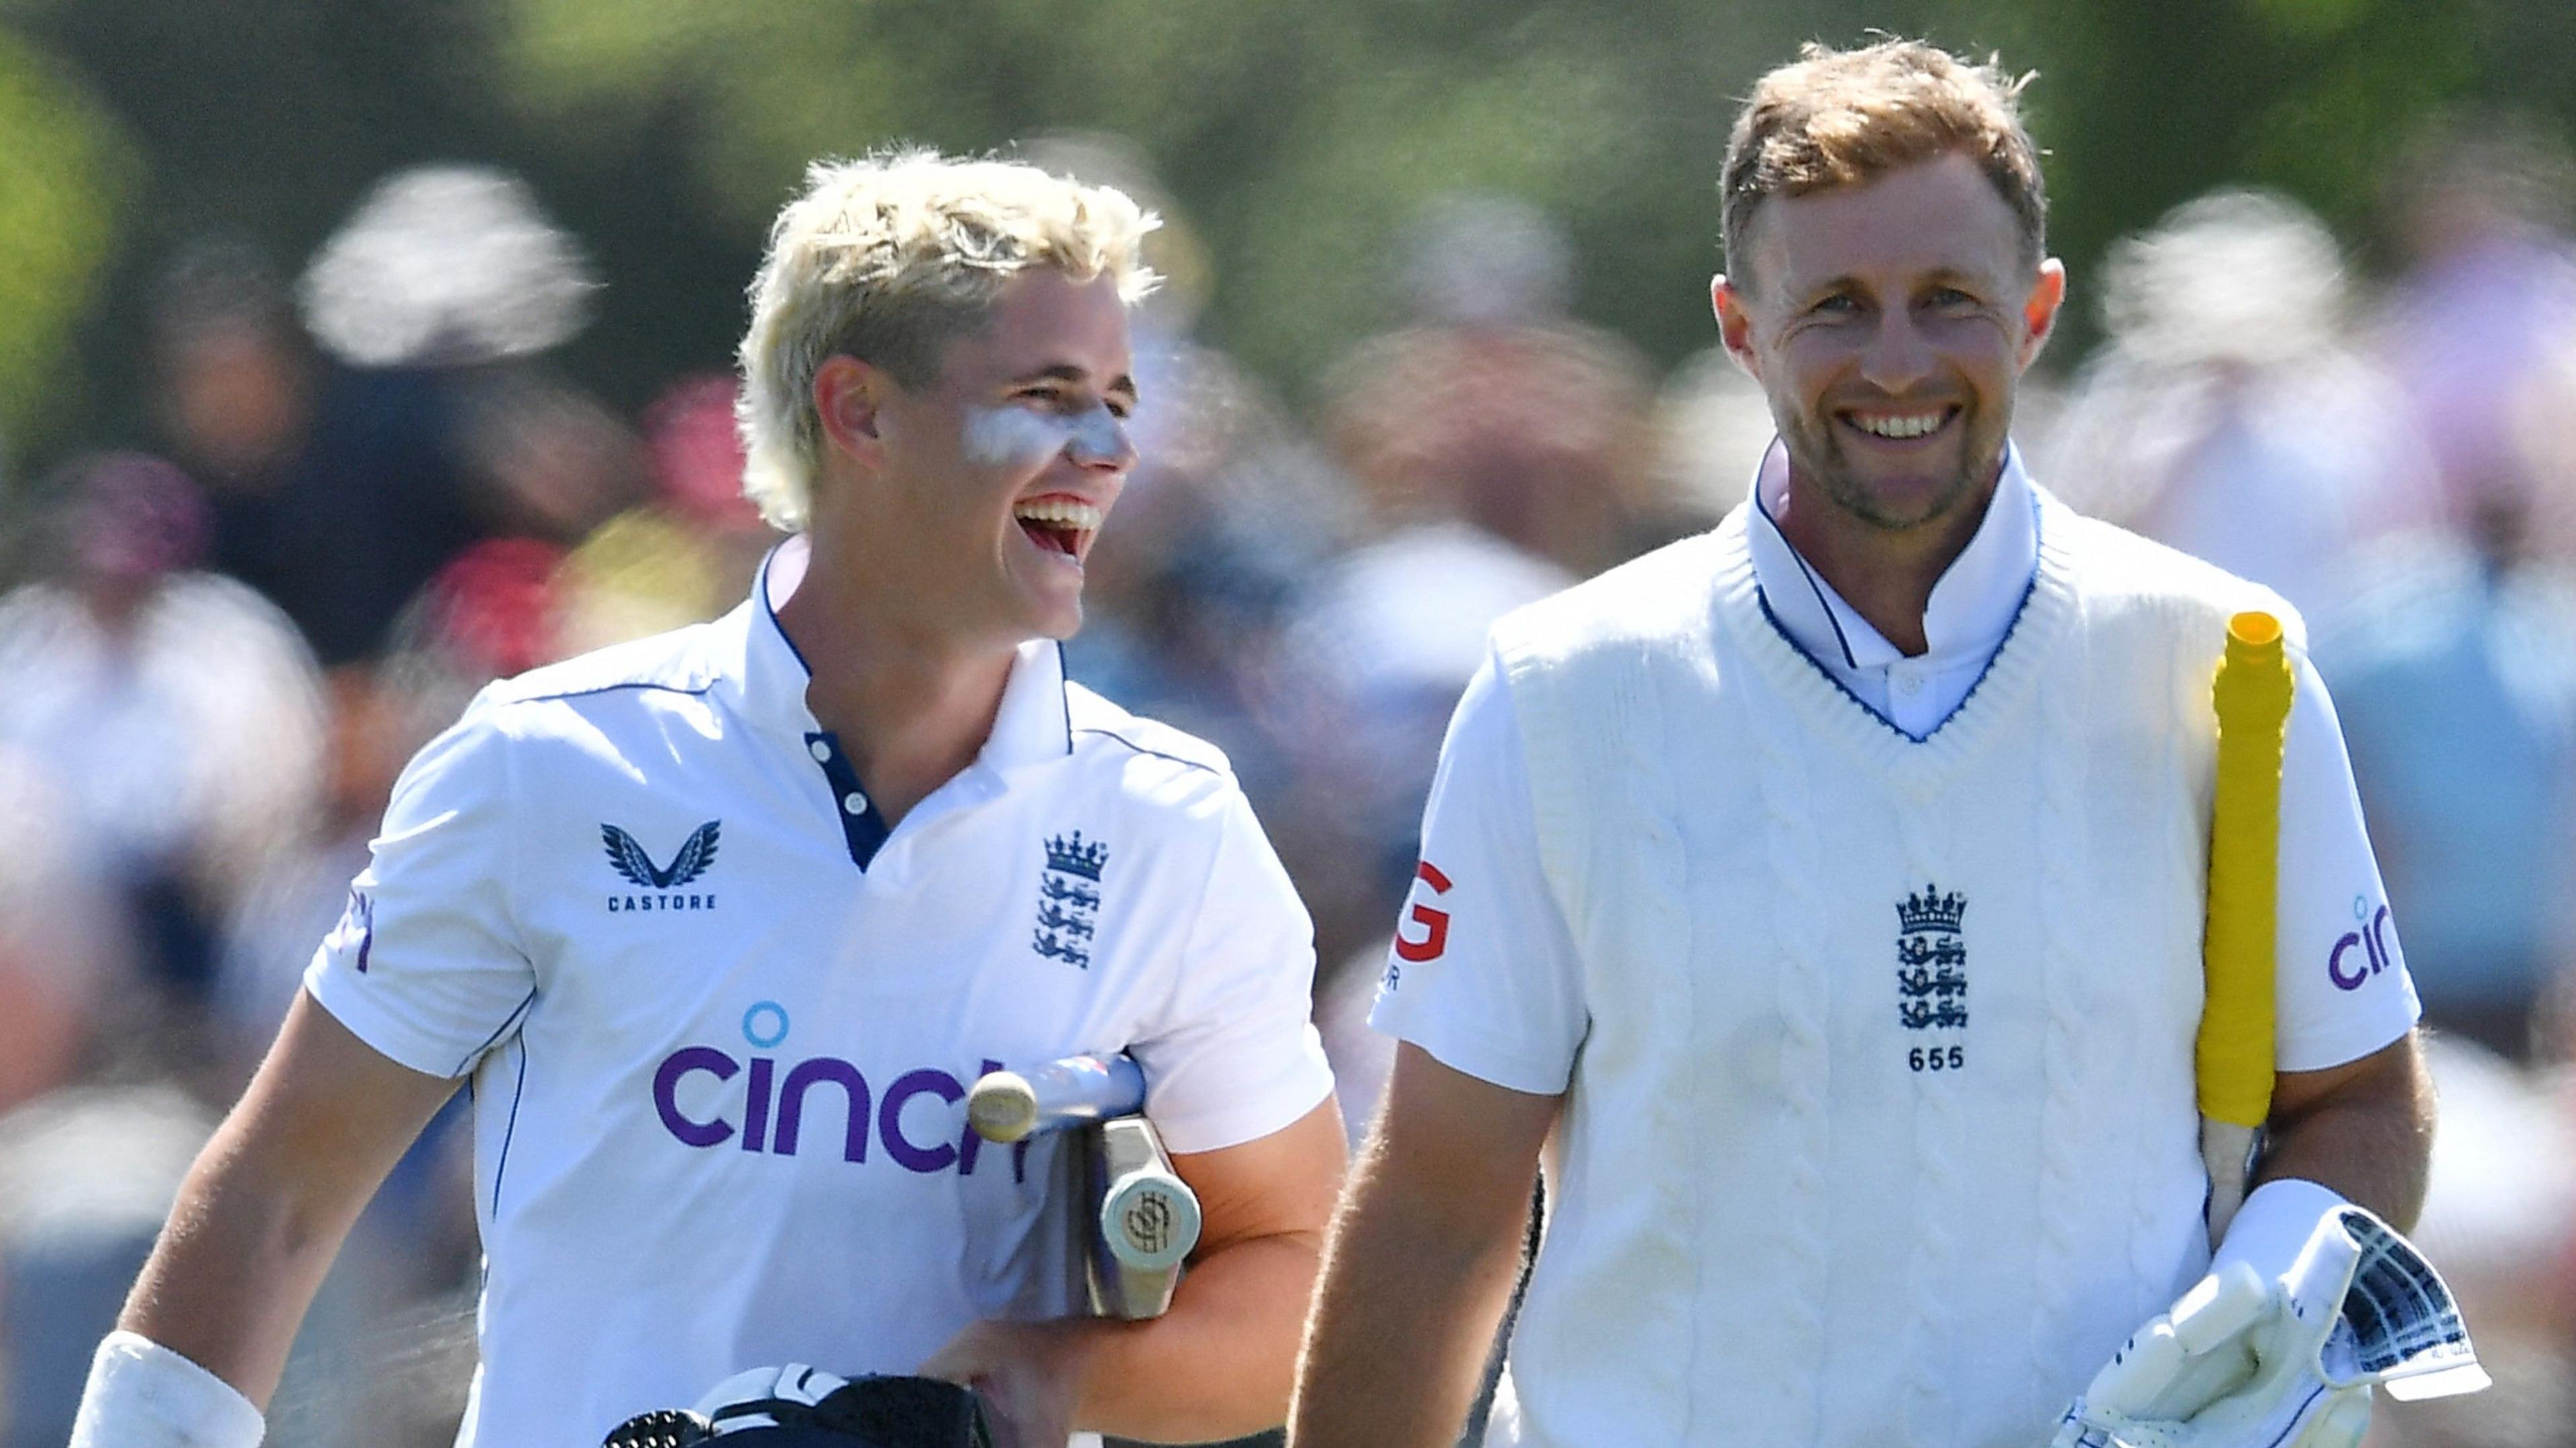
[1489,492,2296,1448]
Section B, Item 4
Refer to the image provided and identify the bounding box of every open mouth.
[1839,406,1961,442]
[1014,497,1103,561]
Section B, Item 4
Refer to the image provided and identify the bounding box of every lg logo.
[649,1001,1012,1176]
[2327,901,2396,992]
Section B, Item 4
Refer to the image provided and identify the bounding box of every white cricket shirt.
[307,539,1333,1447]
[1377,446,2420,1095]
[1373,462,2423,1446]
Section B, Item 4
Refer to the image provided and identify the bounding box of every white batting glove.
[2050,1181,2487,1448]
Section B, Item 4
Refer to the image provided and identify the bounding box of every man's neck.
[1772,460,2000,659]
[773,549,1017,826]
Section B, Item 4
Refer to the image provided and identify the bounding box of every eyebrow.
[1015,363,1139,400]
[1790,276,1861,304]
[1788,267,1992,304]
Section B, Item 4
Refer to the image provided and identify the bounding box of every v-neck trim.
[1710,492,2082,785]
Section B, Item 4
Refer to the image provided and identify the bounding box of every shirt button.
[843,791,869,816]
[1896,672,1923,696]
[809,740,833,762]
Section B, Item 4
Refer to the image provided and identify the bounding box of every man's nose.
[1858,311,1936,395]
[1066,405,1135,473]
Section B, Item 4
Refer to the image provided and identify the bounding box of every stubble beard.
[1778,400,2007,535]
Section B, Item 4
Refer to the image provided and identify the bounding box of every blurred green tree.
[489,0,1885,390]
[1,0,2569,478]
[0,25,134,465]
[488,0,2557,392]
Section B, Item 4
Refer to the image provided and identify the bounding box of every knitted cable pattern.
[2029,547,2094,1412]
[1615,614,1710,1438]
[1731,548,1833,1447]
[1500,540,1715,1441]
[2129,596,2198,1331]
[1497,503,2242,1445]
[1898,791,1963,1448]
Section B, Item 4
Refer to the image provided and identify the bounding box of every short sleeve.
[1128,784,1335,1155]
[2275,653,2422,1071]
[303,695,538,1078]
[1367,654,1587,1095]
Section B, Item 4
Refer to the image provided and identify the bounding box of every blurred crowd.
[4,118,2576,1446]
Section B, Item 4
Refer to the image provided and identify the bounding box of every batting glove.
[2050,1180,2486,1448]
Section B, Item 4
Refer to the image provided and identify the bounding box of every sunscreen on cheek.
[962,403,1128,470]
[961,406,1068,469]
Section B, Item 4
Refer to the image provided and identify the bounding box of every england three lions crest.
[1896,883,1968,1035]
[1034,831,1108,968]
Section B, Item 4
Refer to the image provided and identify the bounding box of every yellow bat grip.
[2198,611,2294,1130]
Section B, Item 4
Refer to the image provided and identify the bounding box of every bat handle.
[2200,1119,2258,1243]
[2199,609,2292,1239]
[1087,1115,1201,1320]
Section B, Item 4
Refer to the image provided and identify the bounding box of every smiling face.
[814,267,1138,647]
[1715,151,2063,543]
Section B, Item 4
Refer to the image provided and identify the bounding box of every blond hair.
[1721,39,2045,290]
[735,150,1160,530]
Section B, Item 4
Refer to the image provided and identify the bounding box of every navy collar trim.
[1748,488,2046,744]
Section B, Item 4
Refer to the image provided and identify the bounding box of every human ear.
[812,355,891,466]
[1713,274,1763,382]
[2018,259,2068,368]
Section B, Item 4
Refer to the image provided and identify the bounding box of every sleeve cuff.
[1373,1010,1575,1097]
[1146,1027,1336,1156]
[2277,999,2420,1076]
[303,958,516,1079]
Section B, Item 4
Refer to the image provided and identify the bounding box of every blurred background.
[2,0,2575,1443]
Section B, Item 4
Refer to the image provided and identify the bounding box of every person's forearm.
[1289,1153,1532,1448]
[117,993,455,1408]
[118,1115,370,1408]
[1069,1229,1325,1441]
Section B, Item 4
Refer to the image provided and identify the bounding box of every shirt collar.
[725,536,1075,771]
[1743,437,2039,670]
[983,632,1076,774]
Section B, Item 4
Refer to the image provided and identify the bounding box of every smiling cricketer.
[1291,39,2472,1448]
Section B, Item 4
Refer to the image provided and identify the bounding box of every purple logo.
[648,1003,1010,1176]
[2328,902,2396,991]
[326,889,376,973]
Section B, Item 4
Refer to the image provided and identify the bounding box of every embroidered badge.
[1896,883,1968,1071]
[1034,832,1108,968]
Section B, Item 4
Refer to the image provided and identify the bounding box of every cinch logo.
[2328,900,2397,991]
[604,820,721,913]
[649,1001,1014,1177]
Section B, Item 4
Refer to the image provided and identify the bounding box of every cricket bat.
[967,1053,1201,1320]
